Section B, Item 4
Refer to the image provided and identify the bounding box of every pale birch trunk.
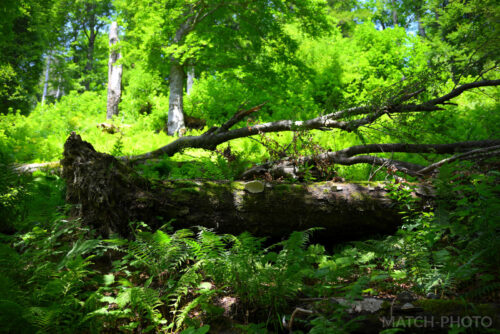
[167,62,186,135]
[41,51,53,105]
[166,23,192,136]
[186,65,195,95]
[106,22,122,120]
[55,76,62,100]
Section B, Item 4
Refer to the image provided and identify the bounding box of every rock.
[401,302,415,310]
[335,298,385,314]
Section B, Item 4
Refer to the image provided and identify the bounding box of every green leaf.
[116,289,131,308]
[100,296,116,304]
[358,251,375,264]
[390,270,407,280]
[198,282,212,291]
[103,274,115,286]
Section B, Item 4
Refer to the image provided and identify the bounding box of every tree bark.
[41,51,52,105]
[167,62,186,135]
[390,0,398,26]
[55,76,62,100]
[106,21,122,120]
[61,133,422,241]
[186,65,195,95]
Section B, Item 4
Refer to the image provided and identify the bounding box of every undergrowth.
[0,160,498,333]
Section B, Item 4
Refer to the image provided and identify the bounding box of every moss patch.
[350,191,368,201]
[230,182,246,191]
[170,187,201,202]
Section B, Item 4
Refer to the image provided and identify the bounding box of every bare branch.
[15,161,61,174]
[192,2,227,26]
[336,140,500,157]
[417,145,500,175]
[425,79,500,106]
[326,155,425,176]
[286,308,314,334]
[331,79,500,119]
[216,102,267,134]
[402,87,426,101]
[240,140,500,179]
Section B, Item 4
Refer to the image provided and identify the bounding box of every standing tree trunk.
[417,13,426,37]
[55,76,62,100]
[166,22,193,136]
[186,65,195,95]
[164,4,222,135]
[84,30,96,91]
[41,51,52,105]
[106,21,122,120]
[167,62,186,135]
[83,2,98,91]
[390,0,398,26]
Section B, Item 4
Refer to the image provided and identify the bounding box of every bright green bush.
[120,64,165,120]
[0,90,106,162]
[0,90,176,162]
[184,72,263,126]
[0,63,29,114]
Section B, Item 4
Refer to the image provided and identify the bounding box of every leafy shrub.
[184,72,261,126]
[0,63,30,114]
[120,64,164,119]
[322,164,500,301]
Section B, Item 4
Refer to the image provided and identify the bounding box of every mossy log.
[61,133,432,240]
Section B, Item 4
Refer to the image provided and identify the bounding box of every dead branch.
[286,307,315,333]
[416,145,500,175]
[15,161,61,173]
[128,79,500,162]
[241,140,500,179]
[216,102,267,134]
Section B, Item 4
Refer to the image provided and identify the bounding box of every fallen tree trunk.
[61,132,433,240]
[151,179,415,241]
